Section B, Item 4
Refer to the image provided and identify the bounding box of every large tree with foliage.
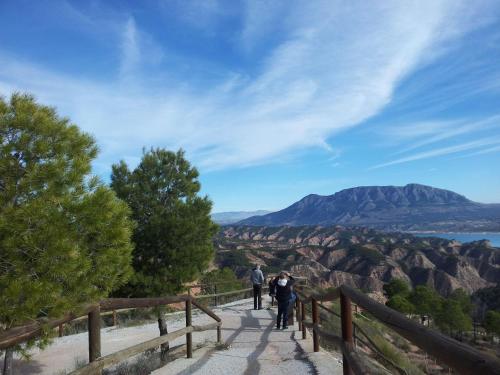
[383,279,411,299]
[0,94,134,372]
[384,279,414,315]
[484,310,500,338]
[435,299,472,335]
[199,268,243,295]
[387,295,414,314]
[409,285,443,318]
[111,148,217,358]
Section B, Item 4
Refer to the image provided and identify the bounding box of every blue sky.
[1,0,500,212]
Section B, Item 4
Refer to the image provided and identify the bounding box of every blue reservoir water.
[412,232,500,247]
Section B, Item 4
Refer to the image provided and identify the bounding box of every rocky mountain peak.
[238,184,499,230]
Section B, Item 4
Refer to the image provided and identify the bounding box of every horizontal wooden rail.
[189,281,251,288]
[100,295,189,311]
[192,321,221,332]
[0,305,95,350]
[340,285,500,375]
[296,284,500,375]
[1,287,235,350]
[194,287,253,299]
[69,326,191,375]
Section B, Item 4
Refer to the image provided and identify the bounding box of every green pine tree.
[383,279,411,298]
[110,148,218,359]
[199,268,243,295]
[0,93,134,371]
[484,310,500,338]
[435,299,472,336]
[386,295,414,314]
[409,285,443,318]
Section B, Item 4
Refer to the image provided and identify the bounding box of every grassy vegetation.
[318,301,425,375]
[349,245,385,265]
[355,317,425,375]
[216,249,252,268]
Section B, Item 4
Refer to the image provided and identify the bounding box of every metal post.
[88,306,101,362]
[186,299,193,358]
[312,298,319,352]
[301,301,307,339]
[340,292,354,375]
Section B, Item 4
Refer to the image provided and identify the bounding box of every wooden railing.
[294,285,500,375]
[0,286,257,374]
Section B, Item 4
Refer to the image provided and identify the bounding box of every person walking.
[250,264,265,310]
[271,271,295,329]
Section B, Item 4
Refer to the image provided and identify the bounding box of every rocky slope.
[215,225,500,296]
[238,184,500,231]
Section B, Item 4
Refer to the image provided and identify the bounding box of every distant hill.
[215,225,500,296]
[212,210,272,225]
[238,184,500,231]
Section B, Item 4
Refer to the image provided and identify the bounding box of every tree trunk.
[158,315,170,362]
[3,347,13,375]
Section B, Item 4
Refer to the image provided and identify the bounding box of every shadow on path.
[172,304,317,375]
[174,308,258,375]
[242,309,274,375]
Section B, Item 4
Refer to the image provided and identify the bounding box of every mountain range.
[211,210,273,225]
[215,225,500,297]
[238,184,500,231]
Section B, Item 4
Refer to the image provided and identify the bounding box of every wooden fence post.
[186,298,193,358]
[296,299,302,331]
[340,291,354,375]
[312,298,319,352]
[287,299,294,326]
[217,324,222,344]
[301,301,307,339]
[112,310,117,327]
[88,306,101,363]
[58,323,64,337]
[214,284,218,307]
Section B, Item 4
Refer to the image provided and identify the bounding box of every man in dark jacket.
[270,271,295,329]
[250,265,265,310]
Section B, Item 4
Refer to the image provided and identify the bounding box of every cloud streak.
[370,138,500,169]
[382,115,500,155]
[0,0,496,173]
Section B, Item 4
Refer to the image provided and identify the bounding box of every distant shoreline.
[407,231,500,247]
[405,231,500,235]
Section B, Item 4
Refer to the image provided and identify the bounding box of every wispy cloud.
[456,144,500,158]
[0,1,497,173]
[120,18,140,76]
[382,115,500,155]
[370,138,500,169]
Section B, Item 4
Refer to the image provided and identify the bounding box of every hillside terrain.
[215,225,500,297]
[238,184,500,231]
